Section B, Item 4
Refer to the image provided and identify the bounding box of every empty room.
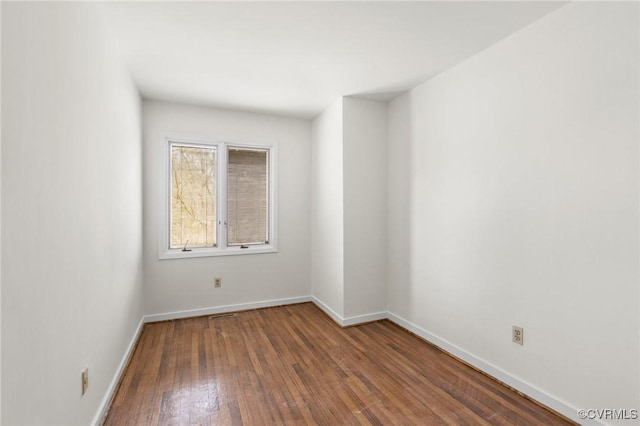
[1,1,639,425]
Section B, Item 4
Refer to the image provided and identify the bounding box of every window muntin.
[160,135,276,259]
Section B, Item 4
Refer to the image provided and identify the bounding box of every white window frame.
[158,133,278,260]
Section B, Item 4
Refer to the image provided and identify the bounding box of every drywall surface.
[1,3,144,425]
[387,1,639,421]
[387,93,412,319]
[343,98,387,318]
[143,100,311,315]
[310,100,345,317]
[0,3,3,421]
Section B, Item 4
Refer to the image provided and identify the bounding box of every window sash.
[226,146,270,246]
[169,142,217,249]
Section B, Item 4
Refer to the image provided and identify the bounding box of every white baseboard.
[343,311,388,326]
[386,312,592,425]
[311,296,386,327]
[143,295,312,323]
[91,317,145,426]
[311,296,345,325]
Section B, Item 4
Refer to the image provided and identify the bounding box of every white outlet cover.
[512,326,524,345]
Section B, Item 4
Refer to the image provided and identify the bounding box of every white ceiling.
[100,1,566,119]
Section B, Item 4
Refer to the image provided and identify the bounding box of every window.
[159,134,277,259]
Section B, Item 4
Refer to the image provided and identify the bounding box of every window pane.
[227,147,269,245]
[170,144,216,248]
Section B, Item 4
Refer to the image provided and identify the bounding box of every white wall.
[310,99,345,317]
[311,97,388,321]
[0,2,3,421]
[143,100,311,316]
[387,93,412,320]
[1,3,144,425]
[343,98,387,318]
[387,2,639,421]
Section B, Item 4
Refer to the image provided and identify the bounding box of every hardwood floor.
[104,303,575,425]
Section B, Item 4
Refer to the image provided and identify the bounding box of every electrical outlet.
[214,278,222,288]
[81,367,89,396]
[512,326,524,345]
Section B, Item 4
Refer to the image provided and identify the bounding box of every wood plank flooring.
[104,303,575,426]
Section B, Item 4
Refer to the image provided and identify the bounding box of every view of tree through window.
[170,144,217,248]
[227,148,269,245]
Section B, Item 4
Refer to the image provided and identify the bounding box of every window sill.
[159,245,277,260]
